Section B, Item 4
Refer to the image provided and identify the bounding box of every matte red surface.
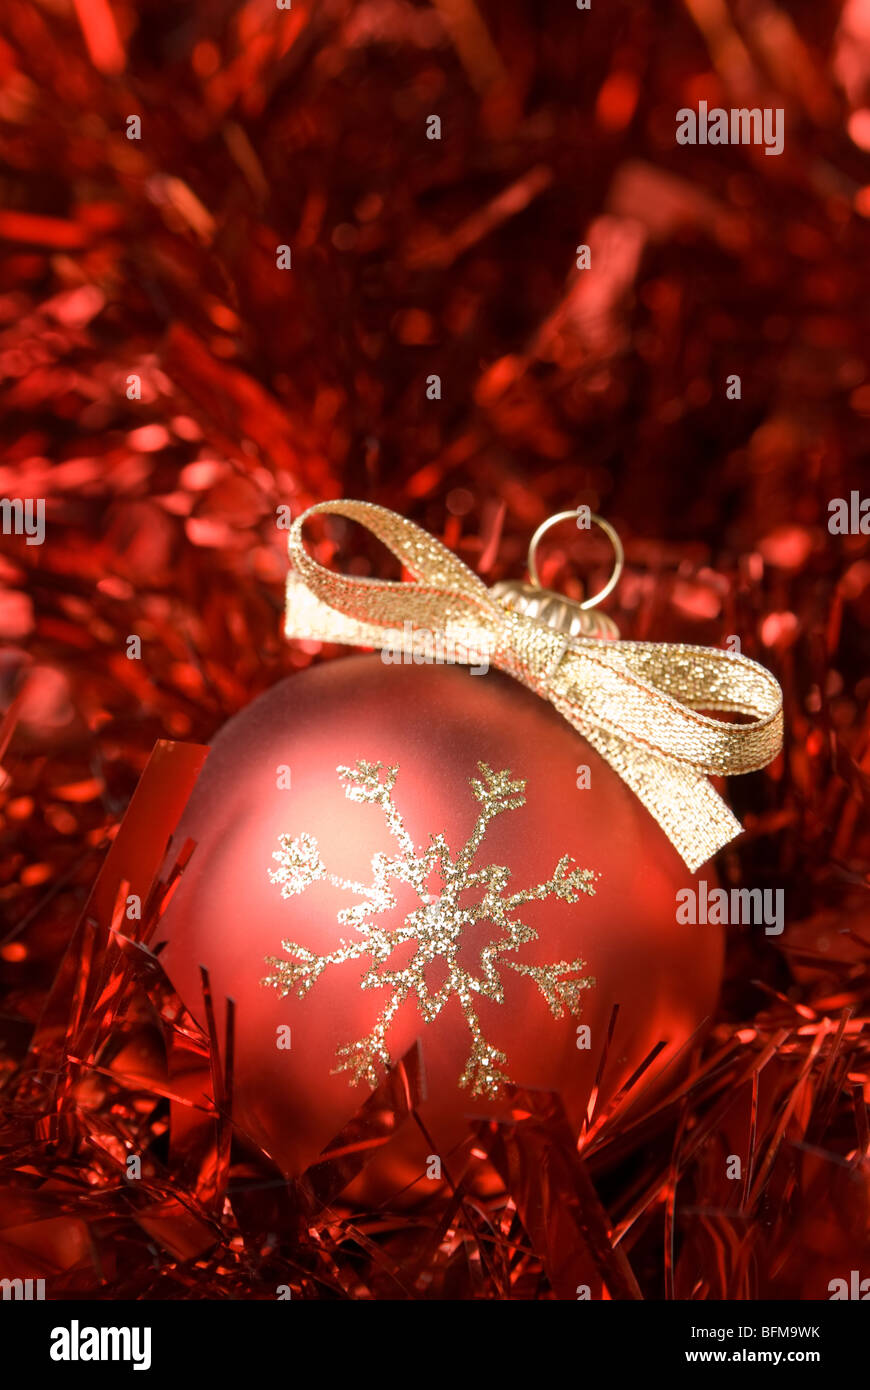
[159,656,723,1197]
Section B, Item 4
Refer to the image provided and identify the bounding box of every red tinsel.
[1,0,869,1299]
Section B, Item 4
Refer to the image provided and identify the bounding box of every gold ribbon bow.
[285,500,783,872]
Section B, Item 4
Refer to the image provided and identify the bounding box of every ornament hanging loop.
[491,508,623,641]
[527,509,624,609]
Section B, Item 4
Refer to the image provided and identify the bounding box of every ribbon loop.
[285,501,784,872]
[288,500,494,636]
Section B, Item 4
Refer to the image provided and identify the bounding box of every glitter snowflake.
[262,760,596,1098]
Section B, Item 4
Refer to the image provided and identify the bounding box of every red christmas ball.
[159,655,723,1199]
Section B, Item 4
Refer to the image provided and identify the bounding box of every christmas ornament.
[158,502,783,1200]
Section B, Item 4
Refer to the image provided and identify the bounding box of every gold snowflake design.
[262,760,596,1099]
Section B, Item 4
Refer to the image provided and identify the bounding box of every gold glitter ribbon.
[284,500,783,872]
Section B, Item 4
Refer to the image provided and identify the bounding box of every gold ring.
[527,509,624,610]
